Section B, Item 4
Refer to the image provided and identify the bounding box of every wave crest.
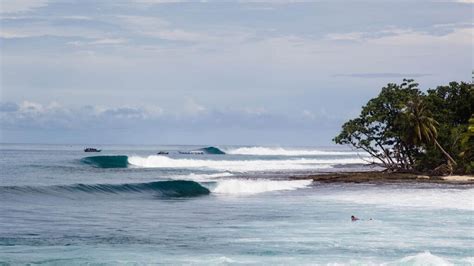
[212,179,313,195]
[225,147,361,156]
[81,155,129,168]
[1,180,210,198]
[128,155,365,172]
[398,251,453,265]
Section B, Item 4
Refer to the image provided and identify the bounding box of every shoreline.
[289,171,474,185]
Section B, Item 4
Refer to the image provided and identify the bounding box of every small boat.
[179,151,204,155]
[157,151,169,155]
[84,148,101,152]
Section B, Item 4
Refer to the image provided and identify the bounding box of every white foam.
[212,179,313,195]
[225,146,362,156]
[396,251,453,266]
[319,187,474,211]
[127,155,366,172]
[170,172,234,181]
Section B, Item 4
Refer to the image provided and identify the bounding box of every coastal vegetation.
[334,79,473,175]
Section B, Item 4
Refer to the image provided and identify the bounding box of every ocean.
[0,144,473,265]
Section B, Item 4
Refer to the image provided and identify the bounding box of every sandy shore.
[441,175,474,182]
[289,171,474,184]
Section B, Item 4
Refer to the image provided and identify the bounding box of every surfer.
[351,215,373,221]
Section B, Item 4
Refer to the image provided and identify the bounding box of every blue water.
[1,144,473,265]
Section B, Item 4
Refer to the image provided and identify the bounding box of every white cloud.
[130,0,184,4]
[116,15,212,42]
[325,32,365,42]
[0,23,106,39]
[183,98,206,115]
[244,107,267,115]
[19,101,44,113]
[370,27,472,46]
[0,0,49,13]
[302,110,315,120]
[154,29,206,42]
[91,38,128,45]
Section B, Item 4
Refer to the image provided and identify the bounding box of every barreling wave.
[81,155,129,168]
[225,146,362,156]
[0,180,210,198]
[128,155,366,172]
[199,146,226,155]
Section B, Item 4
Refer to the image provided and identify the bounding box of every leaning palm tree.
[402,96,456,166]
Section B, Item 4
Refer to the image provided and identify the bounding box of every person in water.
[351,215,372,221]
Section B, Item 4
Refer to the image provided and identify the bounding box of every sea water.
[0,144,472,265]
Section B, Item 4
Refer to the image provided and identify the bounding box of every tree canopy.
[333,80,473,174]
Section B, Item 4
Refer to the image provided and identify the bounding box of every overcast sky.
[0,0,472,145]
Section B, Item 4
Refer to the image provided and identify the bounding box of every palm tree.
[402,96,456,166]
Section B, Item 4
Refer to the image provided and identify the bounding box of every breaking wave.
[170,172,235,181]
[81,155,129,168]
[199,146,226,154]
[128,155,366,172]
[225,146,362,156]
[211,179,313,195]
[0,180,210,198]
[396,251,453,265]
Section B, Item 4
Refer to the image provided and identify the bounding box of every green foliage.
[333,79,422,170]
[458,116,474,173]
[334,80,474,174]
[421,82,474,173]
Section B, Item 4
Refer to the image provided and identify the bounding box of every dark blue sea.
[1,144,472,265]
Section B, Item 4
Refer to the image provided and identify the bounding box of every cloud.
[91,38,128,45]
[0,0,49,13]
[182,98,207,115]
[130,0,184,4]
[369,27,472,46]
[0,100,336,131]
[0,102,19,112]
[334,73,432,79]
[115,15,223,43]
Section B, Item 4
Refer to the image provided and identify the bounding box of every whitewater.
[1,144,472,265]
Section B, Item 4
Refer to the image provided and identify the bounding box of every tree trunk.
[434,139,457,166]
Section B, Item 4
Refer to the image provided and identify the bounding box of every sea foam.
[225,146,362,156]
[212,179,313,195]
[127,155,366,172]
[396,251,453,266]
[319,186,474,211]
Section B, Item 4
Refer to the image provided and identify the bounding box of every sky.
[0,0,472,145]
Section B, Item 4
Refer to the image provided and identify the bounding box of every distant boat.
[179,151,204,155]
[157,151,169,155]
[84,148,101,152]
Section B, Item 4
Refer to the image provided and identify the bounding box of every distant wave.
[199,146,226,154]
[0,180,210,198]
[333,251,461,265]
[128,155,366,172]
[225,147,362,156]
[81,155,129,168]
[397,251,453,265]
[170,172,235,181]
[211,179,313,195]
